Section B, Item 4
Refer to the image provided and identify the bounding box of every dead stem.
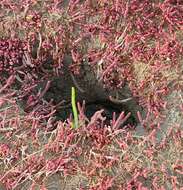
[37,81,51,100]
[22,52,34,67]
[0,127,16,132]
[0,75,15,94]
[70,72,85,93]
[109,95,132,104]
[37,32,42,59]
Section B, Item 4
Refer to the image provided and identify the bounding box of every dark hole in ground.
[54,99,137,128]
[40,55,143,128]
[14,54,144,129]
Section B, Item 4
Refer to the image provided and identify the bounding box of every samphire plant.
[0,0,183,189]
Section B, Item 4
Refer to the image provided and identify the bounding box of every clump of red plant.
[0,91,182,189]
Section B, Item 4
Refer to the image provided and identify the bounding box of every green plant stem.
[71,87,79,128]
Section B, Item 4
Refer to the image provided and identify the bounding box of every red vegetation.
[0,0,183,189]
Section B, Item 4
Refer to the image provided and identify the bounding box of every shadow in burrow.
[40,54,145,128]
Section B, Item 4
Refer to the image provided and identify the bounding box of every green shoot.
[71,87,79,129]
